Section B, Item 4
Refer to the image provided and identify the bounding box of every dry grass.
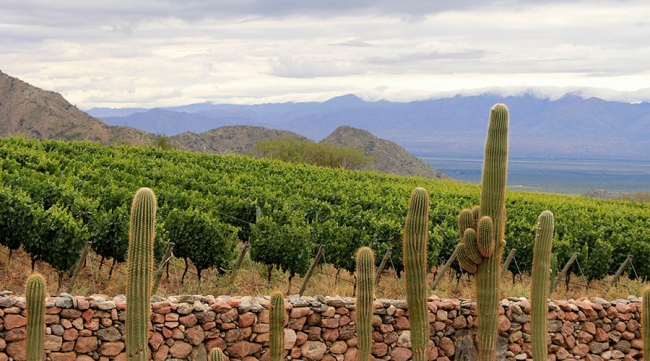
[0,244,644,302]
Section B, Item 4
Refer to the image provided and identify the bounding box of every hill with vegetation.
[321,126,448,179]
[0,70,154,146]
[1,138,649,291]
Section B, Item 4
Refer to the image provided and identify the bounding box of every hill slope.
[321,126,448,179]
[0,71,154,145]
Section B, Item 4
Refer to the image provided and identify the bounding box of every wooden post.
[299,245,325,296]
[152,242,175,295]
[375,248,392,285]
[67,241,92,293]
[607,255,633,288]
[234,242,250,272]
[500,248,517,278]
[552,252,579,293]
[431,247,458,291]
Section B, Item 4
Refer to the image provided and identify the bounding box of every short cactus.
[531,211,554,361]
[356,246,375,361]
[125,188,156,361]
[270,290,285,361]
[456,104,509,361]
[26,273,45,361]
[403,187,430,361]
[549,253,559,294]
[210,348,224,361]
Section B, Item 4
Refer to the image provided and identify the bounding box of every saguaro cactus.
[26,273,45,361]
[356,246,375,361]
[126,188,156,361]
[531,211,554,361]
[403,187,430,361]
[270,290,285,361]
[210,348,224,361]
[455,104,509,361]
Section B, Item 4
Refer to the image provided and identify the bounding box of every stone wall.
[0,291,642,361]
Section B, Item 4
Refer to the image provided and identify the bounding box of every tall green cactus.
[456,104,509,361]
[531,211,554,361]
[210,348,224,361]
[26,273,45,361]
[641,286,650,358]
[403,187,430,361]
[126,187,156,361]
[270,290,285,361]
[356,246,375,361]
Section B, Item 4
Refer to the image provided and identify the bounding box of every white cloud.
[1,0,649,108]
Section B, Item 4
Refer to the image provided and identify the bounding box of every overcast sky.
[1,0,649,108]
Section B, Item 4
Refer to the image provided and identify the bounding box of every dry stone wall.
[0,291,643,361]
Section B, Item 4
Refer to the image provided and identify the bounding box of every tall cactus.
[531,211,554,361]
[26,273,45,361]
[403,187,430,361]
[126,188,156,361]
[641,286,650,358]
[210,348,224,361]
[356,246,375,361]
[456,104,509,361]
[270,290,285,361]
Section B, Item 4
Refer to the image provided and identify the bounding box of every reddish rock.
[179,314,198,327]
[151,301,171,313]
[498,315,511,332]
[371,342,388,357]
[227,341,262,358]
[99,342,124,357]
[49,352,76,361]
[82,309,94,322]
[428,340,439,361]
[394,317,410,330]
[391,347,413,361]
[153,345,169,361]
[290,347,302,359]
[186,325,206,345]
[329,341,347,354]
[595,328,609,342]
[290,307,311,318]
[6,340,26,361]
[221,308,239,323]
[226,328,252,343]
[212,300,232,313]
[205,338,227,352]
[561,321,574,336]
[4,315,26,330]
[6,327,26,341]
[296,331,308,346]
[75,337,98,353]
[289,317,306,330]
[307,313,321,325]
[571,344,590,358]
[44,335,63,351]
[343,348,357,361]
[170,341,193,358]
[301,341,327,361]
[440,337,455,356]
[239,312,257,328]
[148,332,164,351]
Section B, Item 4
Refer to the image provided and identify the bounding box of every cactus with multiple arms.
[456,104,509,361]
[125,188,156,361]
[270,290,285,361]
[531,211,554,361]
[403,187,430,361]
[356,246,375,361]
[26,273,45,361]
[210,348,224,361]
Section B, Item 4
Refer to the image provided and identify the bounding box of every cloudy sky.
[1,0,649,108]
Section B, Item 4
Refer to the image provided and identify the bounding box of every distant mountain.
[91,93,650,160]
[322,126,448,179]
[0,70,153,145]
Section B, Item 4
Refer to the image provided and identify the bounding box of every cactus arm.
[26,273,46,361]
[531,211,554,361]
[270,291,285,361]
[125,188,156,361]
[643,285,650,358]
[356,246,375,361]
[209,348,224,361]
[403,187,430,361]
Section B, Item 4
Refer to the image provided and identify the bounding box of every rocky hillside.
[169,126,309,154]
[322,126,448,179]
[0,71,153,145]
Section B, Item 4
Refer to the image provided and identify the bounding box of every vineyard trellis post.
[607,255,634,289]
[500,248,517,278]
[431,247,458,291]
[152,242,175,295]
[375,247,392,285]
[552,252,579,293]
[234,243,250,273]
[298,244,325,296]
[66,241,92,293]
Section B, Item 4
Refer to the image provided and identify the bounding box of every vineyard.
[1,137,650,296]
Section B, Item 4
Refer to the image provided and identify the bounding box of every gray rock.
[177,303,194,315]
[97,301,116,310]
[55,296,73,309]
[50,324,65,336]
[0,297,16,308]
[588,341,609,354]
[96,326,122,342]
[613,340,631,353]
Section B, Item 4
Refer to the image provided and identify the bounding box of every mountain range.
[90,93,650,160]
[0,70,446,179]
